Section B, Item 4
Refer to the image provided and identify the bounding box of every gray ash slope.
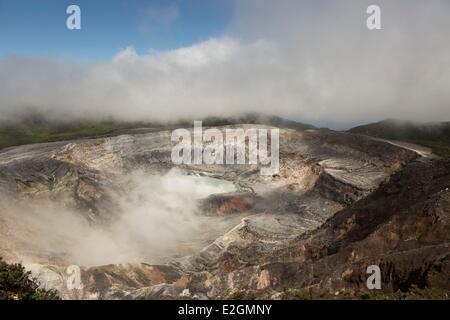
[1,118,446,299]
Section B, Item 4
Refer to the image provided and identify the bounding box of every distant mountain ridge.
[0,113,315,151]
[349,119,450,157]
[199,113,316,131]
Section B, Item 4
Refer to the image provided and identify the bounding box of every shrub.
[0,257,60,300]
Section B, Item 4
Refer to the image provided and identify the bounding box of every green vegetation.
[283,285,449,300]
[349,119,450,157]
[228,290,257,300]
[0,113,315,151]
[0,114,162,150]
[358,285,449,300]
[0,257,60,300]
[200,113,316,132]
[288,288,334,300]
[412,140,450,158]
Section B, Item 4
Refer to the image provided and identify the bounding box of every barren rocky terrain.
[0,122,448,299]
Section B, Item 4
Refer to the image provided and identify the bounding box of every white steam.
[0,170,238,267]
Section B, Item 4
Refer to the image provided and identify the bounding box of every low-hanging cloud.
[0,0,449,126]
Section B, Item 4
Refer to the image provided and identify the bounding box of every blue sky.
[0,0,234,62]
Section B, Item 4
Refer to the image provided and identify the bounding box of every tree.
[0,257,60,300]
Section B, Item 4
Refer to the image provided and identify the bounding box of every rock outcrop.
[180,158,449,299]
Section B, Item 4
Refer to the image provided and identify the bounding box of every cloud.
[0,0,449,126]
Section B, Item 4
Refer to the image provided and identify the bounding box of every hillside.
[0,113,315,151]
[0,115,162,151]
[349,119,450,157]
